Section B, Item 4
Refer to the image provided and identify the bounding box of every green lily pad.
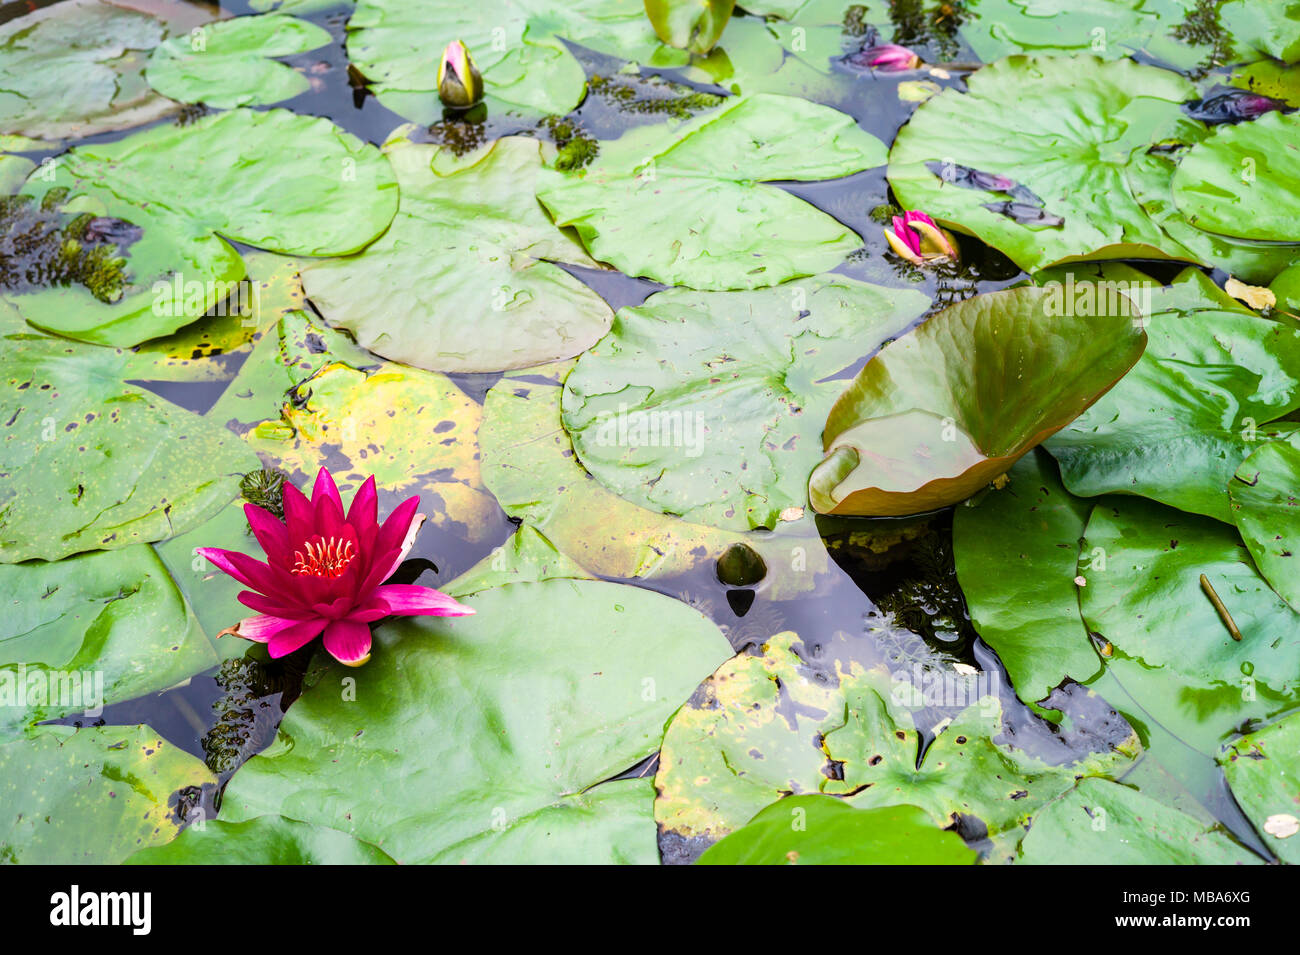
[146,14,332,108]
[1017,777,1261,865]
[1171,111,1300,244]
[537,93,886,290]
[1046,268,1300,524]
[480,369,831,598]
[0,155,33,195]
[810,285,1146,517]
[0,545,218,738]
[1125,124,1299,286]
[645,0,734,54]
[126,815,397,863]
[0,0,209,140]
[0,724,214,864]
[958,0,1215,72]
[953,449,1100,705]
[10,108,397,347]
[1220,711,1300,864]
[696,796,977,865]
[888,55,1195,273]
[1219,0,1300,64]
[561,277,929,531]
[0,335,258,562]
[303,135,613,373]
[1079,497,1300,754]
[655,630,1139,855]
[216,580,733,863]
[1229,434,1300,610]
[444,524,592,597]
[347,0,672,122]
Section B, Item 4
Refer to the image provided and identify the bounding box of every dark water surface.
[7,0,1272,861]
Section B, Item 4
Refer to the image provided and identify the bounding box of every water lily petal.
[281,480,316,547]
[323,618,372,666]
[373,495,420,557]
[267,617,330,658]
[346,474,379,542]
[311,594,358,620]
[238,590,314,619]
[356,545,402,598]
[229,613,302,643]
[244,502,291,564]
[373,584,475,617]
[197,546,285,596]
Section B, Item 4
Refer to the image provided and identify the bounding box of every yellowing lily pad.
[0,724,215,864]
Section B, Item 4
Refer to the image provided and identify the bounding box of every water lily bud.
[845,43,921,72]
[884,211,957,266]
[438,39,483,109]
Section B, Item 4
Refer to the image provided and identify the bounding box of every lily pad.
[303,135,613,374]
[0,545,218,738]
[0,724,214,864]
[1220,0,1300,64]
[537,93,887,290]
[126,815,397,863]
[561,277,929,531]
[0,335,258,562]
[1220,711,1300,864]
[480,369,831,598]
[809,285,1146,517]
[1045,268,1300,524]
[1125,123,1299,286]
[347,0,672,121]
[1017,777,1261,865]
[654,630,1139,854]
[1079,497,1300,754]
[146,14,332,108]
[953,449,1100,705]
[10,108,397,347]
[0,0,210,140]
[1171,111,1300,243]
[888,55,1195,273]
[696,796,977,865]
[217,580,733,863]
[444,524,592,597]
[1229,434,1300,610]
[122,251,306,384]
[244,358,500,542]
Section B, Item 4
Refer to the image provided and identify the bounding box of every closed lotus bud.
[437,40,483,109]
[884,211,958,267]
[844,43,921,72]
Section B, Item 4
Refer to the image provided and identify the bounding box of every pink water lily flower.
[199,468,473,667]
[884,210,958,266]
